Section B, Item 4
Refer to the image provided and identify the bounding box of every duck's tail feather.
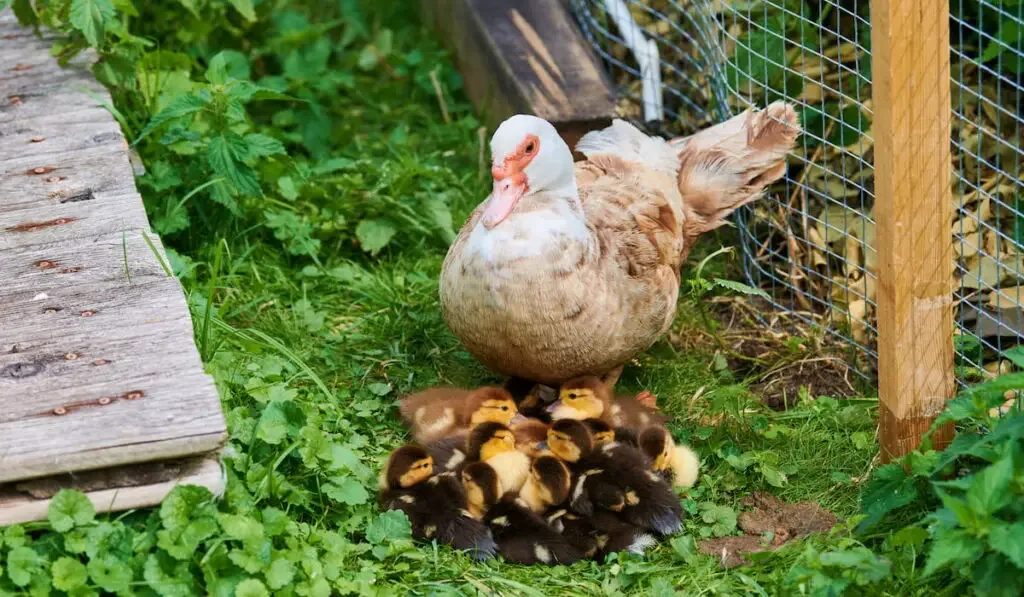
[668,101,800,239]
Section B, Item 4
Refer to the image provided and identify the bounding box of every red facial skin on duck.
[481,134,539,229]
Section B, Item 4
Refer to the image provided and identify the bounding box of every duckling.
[506,378,558,420]
[584,418,639,448]
[519,455,571,513]
[547,420,683,536]
[511,417,550,456]
[463,462,586,565]
[400,386,519,444]
[426,432,470,473]
[467,422,531,494]
[638,426,700,489]
[546,509,657,559]
[545,376,666,432]
[461,459,501,520]
[377,446,495,560]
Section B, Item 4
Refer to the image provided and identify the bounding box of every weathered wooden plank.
[0,455,225,526]
[420,0,617,146]
[0,9,227,503]
[0,112,123,162]
[0,319,201,406]
[1,283,195,356]
[0,230,168,292]
[0,370,224,482]
[871,0,956,461]
[0,193,150,248]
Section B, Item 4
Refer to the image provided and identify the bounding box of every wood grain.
[0,10,226,495]
[870,0,955,461]
[420,0,616,143]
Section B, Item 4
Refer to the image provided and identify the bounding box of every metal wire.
[571,0,1024,386]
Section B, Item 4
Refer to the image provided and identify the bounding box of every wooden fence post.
[870,0,956,462]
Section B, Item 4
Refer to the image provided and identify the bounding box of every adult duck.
[440,103,799,386]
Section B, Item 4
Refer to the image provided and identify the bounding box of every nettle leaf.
[324,477,370,506]
[924,530,984,576]
[355,218,396,256]
[206,52,229,84]
[857,463,918,532]
[48,490,96,532]
[1001,345,1024,370]
[216,513,264,546]
[69,0,115,46]
[245,133,286,158]
[51,557,88,592]
[965,456,1014,515]
[6,546,44,587]
[208,133,262,197]
[712,278,771,299]
[989,522,1024,568]
[136,93,208,143]
[228,0,256,21]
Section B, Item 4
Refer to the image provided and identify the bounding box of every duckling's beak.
[537,441,549,451]
[510,413,527,425]
[544,401,561,414]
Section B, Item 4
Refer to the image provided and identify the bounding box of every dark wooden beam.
[421,0,618,146]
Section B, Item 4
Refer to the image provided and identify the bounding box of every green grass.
[3,1,1014,596]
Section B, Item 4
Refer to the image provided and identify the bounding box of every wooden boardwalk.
[0,11,226,523]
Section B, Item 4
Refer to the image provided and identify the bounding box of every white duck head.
[482,115,578,229]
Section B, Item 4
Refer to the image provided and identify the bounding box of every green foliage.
[855,374,1024,595]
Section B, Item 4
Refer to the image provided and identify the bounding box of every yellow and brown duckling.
[399,386,520,445]
[545,376,666,432]
[463,461,586,565]
[584,418,639,449]
[378,446,496,560]
[467,422,531,494]
[547,420,683,536]
[519,455,571,513]
[638,426,700,489]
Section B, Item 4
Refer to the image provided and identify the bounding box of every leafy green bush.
[858,374,1024,597]
[5,0,469,260]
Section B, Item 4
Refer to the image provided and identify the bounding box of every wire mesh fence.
[571,0,1024,387]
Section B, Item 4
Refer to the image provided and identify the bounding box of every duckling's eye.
[568,393,577,399]
[501,405,509,412]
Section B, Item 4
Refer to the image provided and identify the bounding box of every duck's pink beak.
[482,169,527,229]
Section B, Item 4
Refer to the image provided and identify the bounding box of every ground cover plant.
[1,1,1022,595]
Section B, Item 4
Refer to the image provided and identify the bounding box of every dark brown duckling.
[377,446,495,560]
[547,420,683,536]
[545,509,657,559]
[638,426,700,489]
[463,461,586,565]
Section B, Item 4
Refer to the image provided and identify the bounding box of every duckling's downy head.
[546,419,593,463]
[546,376,608,420]
[531,455,571,504]
[638,426,673,471]
[462,461,501,511]
[468,421,517,461]
[583,418,615,445]
[467,387,520,426]
[385,445,434,489]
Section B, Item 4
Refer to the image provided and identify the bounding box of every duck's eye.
[501,405,509,412]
